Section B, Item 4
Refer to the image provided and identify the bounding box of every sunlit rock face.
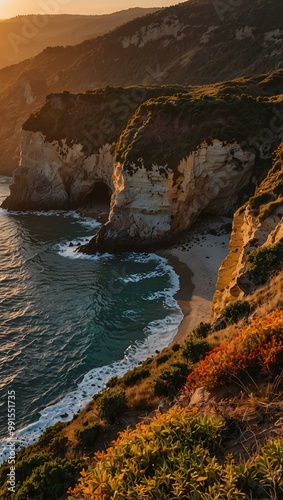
[3,132,257,253]
[212,145,283,320]
[4,88,282,253]
[211,203,283,320]
[3,130,114,210]
[83,140,256,253]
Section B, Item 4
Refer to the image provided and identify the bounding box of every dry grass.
[179,372,283,462]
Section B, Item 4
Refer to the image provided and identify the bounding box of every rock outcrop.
[212,145,283,320]
[3,89,283,253]
[87,139,255,253]
[81,93,283,253]
[2,87,182,210]
[3,130,114,210]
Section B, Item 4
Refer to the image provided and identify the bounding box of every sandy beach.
[79,207,232,344]
[159,215,232,344]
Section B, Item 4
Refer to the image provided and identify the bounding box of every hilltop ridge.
[0,0,282,175]
[0,9,159,69]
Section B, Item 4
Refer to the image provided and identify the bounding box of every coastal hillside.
[0,0,283,175]
[0,141,282,499]
[0,9,159,69]
[3,72,283,252]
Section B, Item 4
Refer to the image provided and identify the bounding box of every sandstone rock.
[82,139,256,253]
[3,131,114,210]
[212,154,283,320]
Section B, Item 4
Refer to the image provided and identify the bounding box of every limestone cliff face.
[88,140,255,252]
[3,130,114,210]
[82,93,283,253]
[212,206,282,320]
[212,146,283,320]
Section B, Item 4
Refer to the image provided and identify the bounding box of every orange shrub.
[184,310,283,392]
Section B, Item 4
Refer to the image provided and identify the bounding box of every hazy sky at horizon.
[0,0,187,19]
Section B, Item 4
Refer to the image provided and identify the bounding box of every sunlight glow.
[0,0,188,20]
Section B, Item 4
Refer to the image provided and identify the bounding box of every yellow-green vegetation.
[247,239,283,285]
[0,423,85,500]
[68,309,283,499]
[116,94,283,177]
[222,300,251,325]
[249,143,283,220]
[68,407,283,499]
[23,86,186,154]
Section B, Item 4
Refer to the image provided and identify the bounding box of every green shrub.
[15,458,85,500]
[122,367,150,387]
[48,435,68,457]
[259,199,283,220]
[156,354,170,366]
[96,389,127,423]
[76,423,102,447]
[152,364,190,397]
[106,376,119,388]
[37,422,66,448]
[193,322,211,338]
[1,453,49,486]
[143,357,153,366]
[171,343,181,352]
[273,178,283,195]
[247,239,283,284]
[250,192,273,209]
[181,335,210,363]
[222,300,251,325]
[152,377,169,397]
[246,438,283,498]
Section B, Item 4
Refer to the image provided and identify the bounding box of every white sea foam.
[0,252,183,464]
[57,238,113,261]
[120,269,166,283]
[76,218,101,229]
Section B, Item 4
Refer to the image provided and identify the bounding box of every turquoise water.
[0,177,182,458]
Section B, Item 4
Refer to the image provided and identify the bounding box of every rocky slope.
[3,80,283,253]
[0,10,158,70]
[0,0,282,175]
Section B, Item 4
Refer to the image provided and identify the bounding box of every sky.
[0,0,187,19]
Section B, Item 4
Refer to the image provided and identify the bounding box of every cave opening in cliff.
[82,181,112,214]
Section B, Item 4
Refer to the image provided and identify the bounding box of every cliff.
[3,86,283,253]
[83,92,283,253]
[212,144,283,320]
[0,0,282,175]
[3,86,283,247]
[2,86,183,210]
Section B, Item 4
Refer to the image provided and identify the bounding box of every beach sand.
[159,215,232,344]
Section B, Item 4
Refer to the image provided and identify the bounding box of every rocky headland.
[3,79,283,255]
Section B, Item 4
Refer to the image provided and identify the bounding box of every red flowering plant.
[184,310,283,393]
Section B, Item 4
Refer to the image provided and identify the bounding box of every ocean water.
[0,177,183,461]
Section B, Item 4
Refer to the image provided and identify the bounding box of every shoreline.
[159,215,232,344]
